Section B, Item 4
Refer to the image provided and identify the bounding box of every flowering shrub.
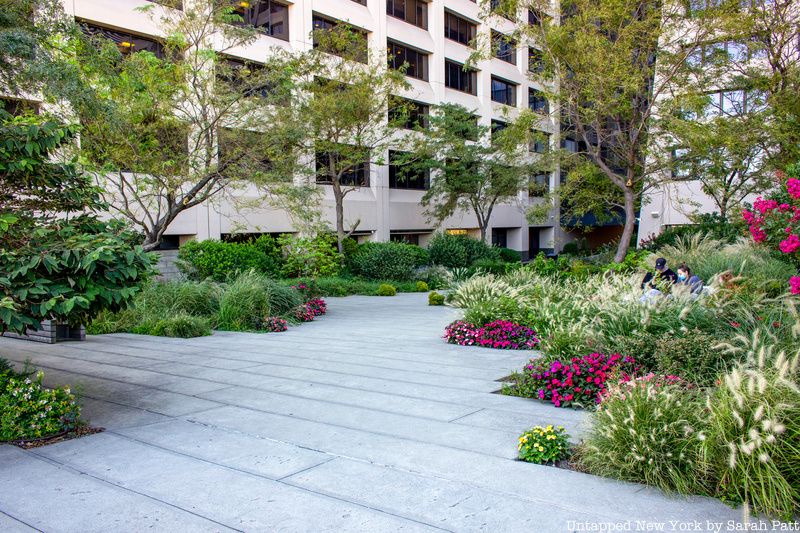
[262,317,288,332]
[444,321,481,346]
[293,305,316,322]
[290,282,318,300]
[741,166,800,294]
[508,353,638,408]
[477,320,539,349]
[305,298,327,317]
[444,320,539,350]
[518,425,571,464]
[0,370,81,441]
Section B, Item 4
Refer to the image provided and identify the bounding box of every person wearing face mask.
[676,263,704,297]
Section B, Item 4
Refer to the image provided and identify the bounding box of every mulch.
[4,425,105,449]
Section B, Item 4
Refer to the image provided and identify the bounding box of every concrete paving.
[0,293,759,532]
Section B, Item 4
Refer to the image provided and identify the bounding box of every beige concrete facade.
[58,0,566,256]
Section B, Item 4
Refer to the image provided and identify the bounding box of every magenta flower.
[779,234,800,254]
[791,276,800,295]
[788,178,800,200]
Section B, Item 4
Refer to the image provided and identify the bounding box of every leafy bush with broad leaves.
[428,233,497,268]
[1,367,81,441]
[0,114,153,334]
[279,233,343,278]
[177,239,279,282]
[497,247,522,263]
[348,241,418,280]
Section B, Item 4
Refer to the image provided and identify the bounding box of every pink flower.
[750,225,767,243]
[753,198,779,214]
[787,178,800,200]
[791,276,800,295]
[779,234,800,254]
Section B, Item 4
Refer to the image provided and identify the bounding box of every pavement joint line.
[84,334,522,373]
[185,403,522,461]
[0,508,42,532]
[40,431,451,533]
[5,351,528,424]
[2,346,543,418]
[274,457,338,482]
[446,408,485,423]
[18,448,243,533]
[2,341,518,395]
[180,415,636,523]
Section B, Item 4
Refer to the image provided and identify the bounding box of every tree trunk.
[479,224,488,244]
[332,183,345,254]
[614,187,636,263]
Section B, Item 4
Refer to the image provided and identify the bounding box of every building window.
[389,97,429,129]
[390,233,421,245]
[491,77,517,106]
[387,0,428,30]
[491,119,507,143]
[529,88,549,114]
[445,59,477,95]
[316,150,370,187]
[670,147,691,178]
[531,132,550,153]
[705,89,764,116]
[218,128,269,175]
[490,0,514,20]
[231,0,289,41]
[529,47,545,73]
[1,98,39,116]
[562,137,579,152]
[313,14,369,63]
[530,173,549,197]
[217,57,276,99]
[444,11,476,47]
[387,40,429,81]
[528,8,542,25]
[389,150,429,189]
[80,22,164,58]
[491,227,508,248]
[492,31,517,65]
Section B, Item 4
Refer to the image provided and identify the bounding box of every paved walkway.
[0,293,752,532]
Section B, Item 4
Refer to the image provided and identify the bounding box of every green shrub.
[409,245,430,267]
[414,265,451,290]
[278,277,419,297]
[578,378,707,495]
[279,233,343,278]
[0,369,81,441]
[641,213,745,251]
[470,258,509,275]
[149,313,211,338]
[497,247,522,263]
[217,271,273,331]
[341,236,359,260]
[518,425,571,464]
[527,252,572,277]
[428,233,497,268]
[349,242,418,280]
[178,240,278,281]
[415,281,429,292]
[653,332,734,385]
[428,292,445,305]
[604,331,662,372]
[377,284,396,296]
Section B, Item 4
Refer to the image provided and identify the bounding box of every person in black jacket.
[641,257,678,290]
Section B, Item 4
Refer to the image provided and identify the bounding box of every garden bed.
[6,425,104,449]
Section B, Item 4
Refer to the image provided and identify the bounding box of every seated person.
[640,257,678,290]
[676,263,704,296]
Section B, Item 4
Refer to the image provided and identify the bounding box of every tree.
[257,25,410,253]
[660,105,773,219]
[399,103,536,243]
[0,113,152,334]
[491,0,721,261]
[75,0,274,251]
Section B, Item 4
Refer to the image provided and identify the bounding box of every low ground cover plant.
[0,362,81,442]
[415,281,429,292]
[504,353,638,408]
[518,425,570,464]
[444,320,539,350]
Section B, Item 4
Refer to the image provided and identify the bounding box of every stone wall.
[153,249,182,281]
